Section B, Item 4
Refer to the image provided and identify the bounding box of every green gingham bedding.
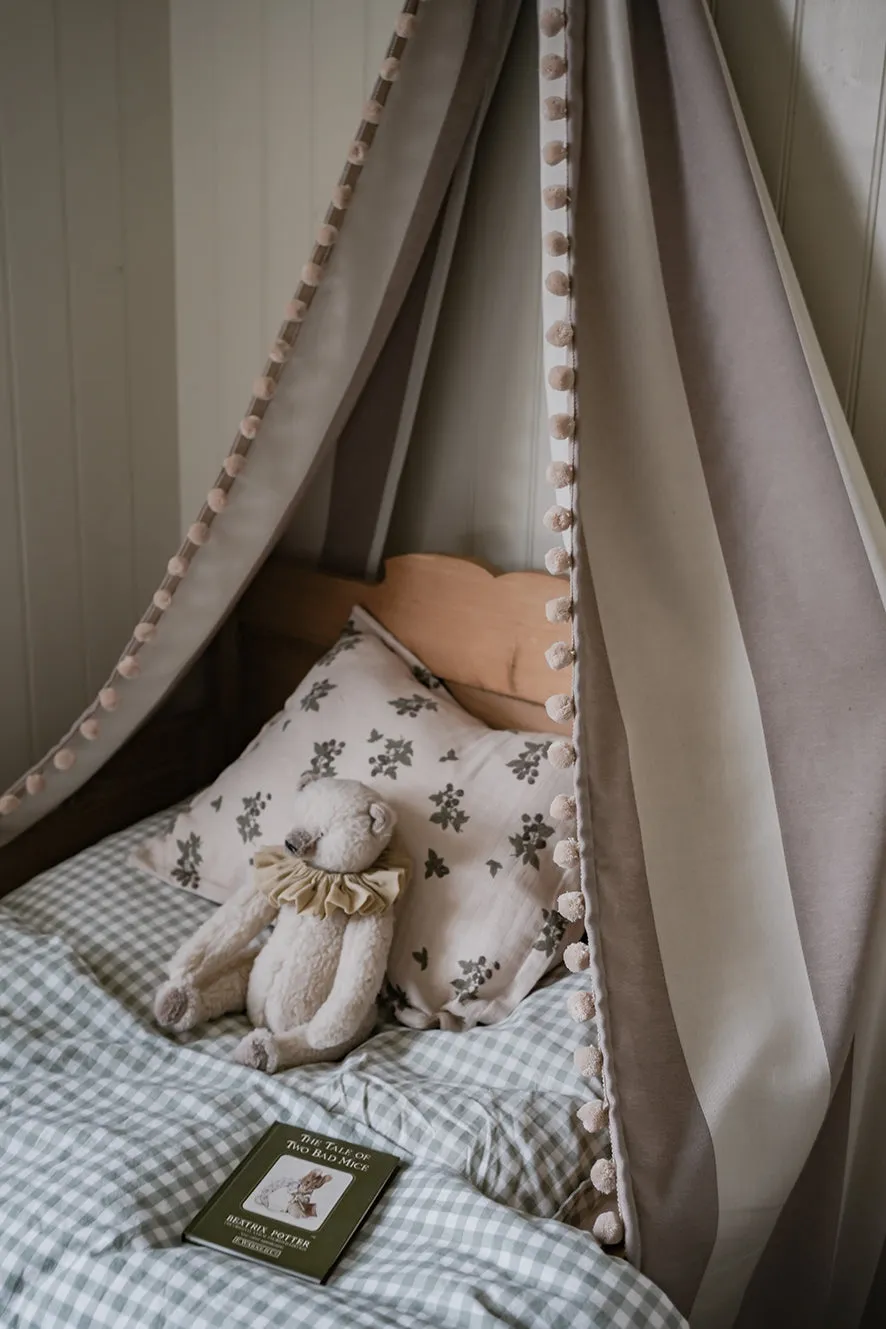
[0,811,685,1329]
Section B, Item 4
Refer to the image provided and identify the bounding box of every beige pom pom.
[0,793,20,814]
[544,231,569,257]
[545,595,572,624]
[553,837,580,869]
[567,990,596,1022]
[543,96,568,122]
[549,738,577,768]
[362,99,384,125]
[380,56,401,81]
[99,687,118,711]
[252,375,276,400]
[539,7,566,37]
[593,1210,624,1247]
[541,54,567,80]
[134,621,156,643]
[207,487,228,513]
[551,793,576,822]
[544,505,573,533]
[546,693,574,724]
[545,269,570,295]
[317,223,339,247]
[574,1044,603,1077]
[332,184,353,209]
[26,772,45,795]
[591,1158,618,1195]
[545,641,574,670]
[549,413,574,440]
[167,554,189,577]
[395,13,416,37]
[188,522,210,546]
[564,941,590,972]
[549,364,575,391]
[269,338,291,363]
[543,185,569,211]
[546,320,574,347]
[53,748,76,772]
[557,889,584,922]
[301,261,324,286]
[542,140,567,167]
[223,453,246,477]
[118,655,141,680]
[284,298,307,322]
[577,1097,608,1133]
[79,718,100,741]
[152,588,172,612]
[547,460,574,488]
[545,547,572,576]
[347,141,368,166]
[239,415,262,440]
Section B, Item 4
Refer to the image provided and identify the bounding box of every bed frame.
[1,553,569,894]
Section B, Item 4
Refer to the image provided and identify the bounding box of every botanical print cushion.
[132,609,582,1030]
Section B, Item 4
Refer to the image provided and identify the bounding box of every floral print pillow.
[132,608,581,1030]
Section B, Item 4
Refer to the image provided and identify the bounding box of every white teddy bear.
[153,777,409,1073]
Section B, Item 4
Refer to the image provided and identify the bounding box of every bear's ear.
[369,801,396,838]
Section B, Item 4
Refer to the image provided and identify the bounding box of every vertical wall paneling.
[853,73,886,507]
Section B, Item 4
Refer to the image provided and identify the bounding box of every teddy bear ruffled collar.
[253,844,410,918]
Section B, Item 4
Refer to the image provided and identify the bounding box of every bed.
[0,554,685,1328]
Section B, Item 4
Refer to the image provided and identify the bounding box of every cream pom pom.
[543,185,569,211]
[549,413,574,440]
[539,7,566,36]
[549,738,576,768]
[188,522,210,546]
[553,837,580,868]
[0,792,20,814]
[223,453,246,477]
[567,990,596,1022]
[551,793,576,822]
[577,1097,608,1133]
[395,13,416,38]
[544,505,573,534]
[546,693,574,724]
[317,223,339,247]
[574,1044,603,1077]
[80,717,100,741]
[546,320,574,347]
[284,298,307,322]
[591,1158,618,1195]
[541,54,567,80]
[348,141,368,165]
[545,595,572,624]
[362,99,384,124]
[542,141,567,167]
[544,231,569,257]
[543,96,567,122]
[26,772,45,795]
[332,184,353,209]
[593,1210,624,1247]
[118,654,141,679]
[269,338,291,363]
[134,621,156,643]
[545,641,574,670]
[167,554,189,577]
[301,262,324,286]
[547,459,574,488]
[153,588,172,611]
[207,487,228,513]
[99,687,118,711]
[545,269,570,295]
[239,414,262,440]
[53,748,76,772]
[564,941,590,972]
[545,546,572,576]
[252,375,276,400]
[380,56,401,81]
[548,364,575,391]
[557,889,584,921]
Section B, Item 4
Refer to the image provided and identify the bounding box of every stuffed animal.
[153,777,409,1073]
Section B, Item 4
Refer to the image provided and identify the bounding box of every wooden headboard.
[2,553,570,893]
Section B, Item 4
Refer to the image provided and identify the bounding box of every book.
[183,1122,400,1283]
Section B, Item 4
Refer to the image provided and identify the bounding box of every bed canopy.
[2,1,886,1325]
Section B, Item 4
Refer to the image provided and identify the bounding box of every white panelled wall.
[0,0,178,790]
[2,0,886,790]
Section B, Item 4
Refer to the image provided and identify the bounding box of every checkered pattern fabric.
[0,812,686,1328]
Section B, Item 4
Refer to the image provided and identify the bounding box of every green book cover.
[183,1123,400,1283]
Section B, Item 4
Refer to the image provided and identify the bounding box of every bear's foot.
[154,979,201,1032]
[234,1027,279,1075]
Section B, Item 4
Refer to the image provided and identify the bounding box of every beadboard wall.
[0,0,178,790]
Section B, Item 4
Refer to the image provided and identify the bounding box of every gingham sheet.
[0,811,685,1329]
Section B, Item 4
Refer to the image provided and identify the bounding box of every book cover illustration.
[184,1123,400,1283]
